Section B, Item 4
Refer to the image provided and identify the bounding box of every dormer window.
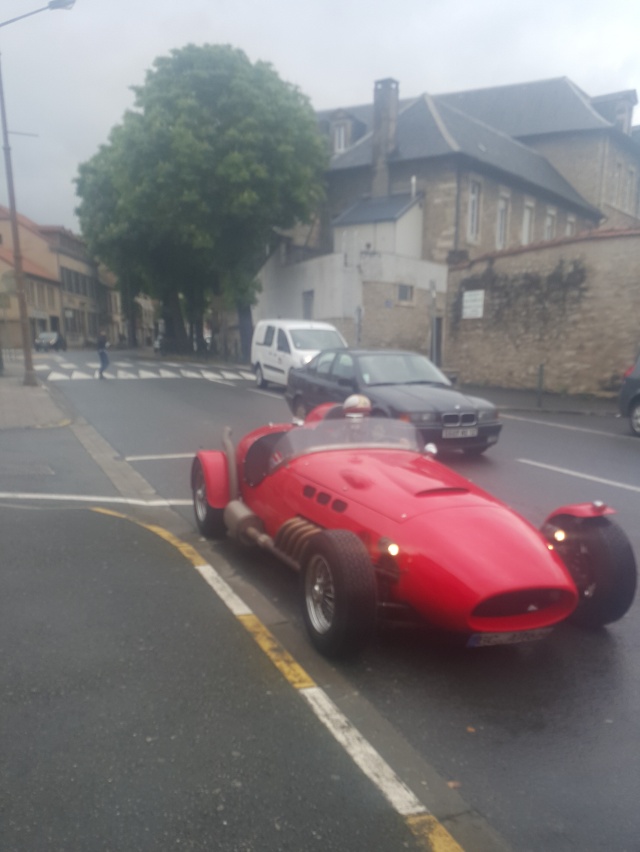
[615,103,631,134]
[332,121,347,153]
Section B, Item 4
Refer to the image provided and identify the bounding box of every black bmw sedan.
[285,349,502,455]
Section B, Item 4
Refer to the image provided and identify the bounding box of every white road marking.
[34,364,50,371]
[70,370,93,380]
[180,369,203,378]
[300,686,426,817]
[190,558,432,824]
[503,413,622,438]
[0,491,192,506]
[239,370,256,380]
[116,370,137,379]
[159,369,180,378]
[138,369,161,378]
[126,452,194,461]
[195,564,253,616]
[47,372,70,381]
[60,362,75,369]
[518,458,640,494]
[201,371,233,385]
[221,370,241,380]
[251,389,283,399]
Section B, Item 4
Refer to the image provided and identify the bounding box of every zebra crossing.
[33,356,257,385]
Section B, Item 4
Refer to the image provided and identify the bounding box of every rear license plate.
[442,427,478,439]
[466,628,553,648]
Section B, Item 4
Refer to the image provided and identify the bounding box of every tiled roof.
[332,193,421,226]
[0,246,59,282]
[330,94,600,217]
[435,77,612,137]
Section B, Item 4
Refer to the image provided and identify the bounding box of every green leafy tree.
[76,44,327,355]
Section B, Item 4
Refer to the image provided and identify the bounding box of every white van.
[251,319,347,388]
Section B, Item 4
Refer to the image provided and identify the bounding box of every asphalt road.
[5,348,640,852]
[0,503,427,852]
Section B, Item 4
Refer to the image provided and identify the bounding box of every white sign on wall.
[462,289,485,319]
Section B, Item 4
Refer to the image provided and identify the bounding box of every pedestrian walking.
[97,330,110,379]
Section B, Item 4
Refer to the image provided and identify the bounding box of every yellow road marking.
[91,507,467,851]
[238,614,316,690]
[407,814,466,851]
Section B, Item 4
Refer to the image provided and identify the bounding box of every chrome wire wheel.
[630,401,640,436]
[305,554,336,635]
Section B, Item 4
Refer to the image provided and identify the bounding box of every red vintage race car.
[191,397,637,658]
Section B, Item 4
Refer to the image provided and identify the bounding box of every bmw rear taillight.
[623,364,635,378]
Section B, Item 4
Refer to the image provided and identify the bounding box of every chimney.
[372,78,399,198]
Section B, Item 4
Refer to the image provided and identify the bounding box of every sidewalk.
[459,383,619,417]
[0,355,68,430]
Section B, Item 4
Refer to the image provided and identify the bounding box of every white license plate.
[466,628,553,648]
[442,427,478,439]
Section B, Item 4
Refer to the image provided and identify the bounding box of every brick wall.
[444,231,640,394]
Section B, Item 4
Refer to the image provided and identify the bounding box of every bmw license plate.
[466,628,553,648]
[442,427,478,439]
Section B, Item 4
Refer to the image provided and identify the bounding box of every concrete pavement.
[0,353,69,430]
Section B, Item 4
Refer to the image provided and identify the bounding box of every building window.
[332,122,347,154]
[613,161,622,206]
[496,194,509,250]
[626,169,636,213]
[467,180,481,242]
[565,216,576,237]
[398,283,414,303]
[544,208,556,241]
[522,200,535,245]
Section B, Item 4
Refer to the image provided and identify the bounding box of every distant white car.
[250,319,347,388]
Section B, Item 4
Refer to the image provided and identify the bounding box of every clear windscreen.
[270,417,421,469]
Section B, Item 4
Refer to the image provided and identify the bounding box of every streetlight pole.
[0,0,75,386]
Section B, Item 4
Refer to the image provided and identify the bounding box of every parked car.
[191,397,637,658]
[34,331,66,352]
[286,348,502,454]
[251,319,347,388]
[619,355,640,435]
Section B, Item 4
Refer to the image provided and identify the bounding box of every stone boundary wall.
[444,230,640,394]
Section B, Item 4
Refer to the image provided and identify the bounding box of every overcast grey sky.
[1,0,639,231]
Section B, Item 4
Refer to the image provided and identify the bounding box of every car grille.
[442,412,477,427]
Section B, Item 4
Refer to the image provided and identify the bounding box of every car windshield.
[289,329,345,350]
[357,352,451,387]
[270,417,421,467]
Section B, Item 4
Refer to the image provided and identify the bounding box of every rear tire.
[192,459,226,539]
[629,400,640,436]
[255,364,267,388]
[301,530,377,658]
[552,516,637,627]
[293,398,307,420]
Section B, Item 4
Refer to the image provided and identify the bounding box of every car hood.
[295,448,492,521]
[365,384,493,413]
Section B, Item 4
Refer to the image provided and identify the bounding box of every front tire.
[552,516,637,627]
[192,459,226,539]
[301,530,377,658]
[255,364,267,389]
[629,400,640,436]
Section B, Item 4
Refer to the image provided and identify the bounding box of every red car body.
[192,406,636,657]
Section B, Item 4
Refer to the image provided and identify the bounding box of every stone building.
[249,76,640,386]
